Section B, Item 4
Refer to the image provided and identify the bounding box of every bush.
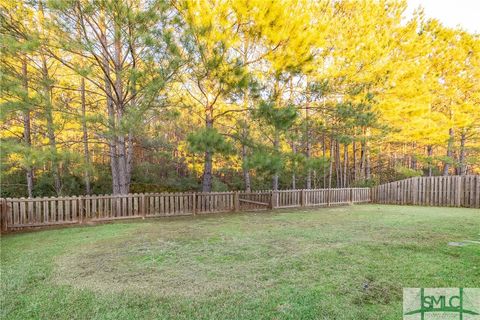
[351,178,378,188]
[394,165,422,180]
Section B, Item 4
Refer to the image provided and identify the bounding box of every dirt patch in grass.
[52,226,347,298]
[51,206,479,300]
[52,207,383,298]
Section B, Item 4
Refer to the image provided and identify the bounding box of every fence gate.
[238,192,271,211]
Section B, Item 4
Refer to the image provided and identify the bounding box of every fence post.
[412,178,417,205]
[455,176,462,207]
[350,188,353,204]
[476,176,480,208]
[234,192,240,212]
[192,192,196,215]
[79,196,84,224]
[327,189,331,206]
[270,191,276,209]
[0,198,8,232]
[141,194,146,219]
[300,190,305,207]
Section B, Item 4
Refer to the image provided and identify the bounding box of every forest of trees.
[1,0,479,197]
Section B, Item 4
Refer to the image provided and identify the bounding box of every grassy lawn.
[1,204,479,320]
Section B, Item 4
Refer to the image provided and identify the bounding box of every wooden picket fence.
[0,188,370,232]
[371,175,480,208]
[2,176,477,232]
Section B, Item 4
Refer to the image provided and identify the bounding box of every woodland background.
[1,0,479,197]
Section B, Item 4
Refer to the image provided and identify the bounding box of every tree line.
[1,0,479,197]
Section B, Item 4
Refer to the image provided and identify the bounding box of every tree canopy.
[1,0,479,196]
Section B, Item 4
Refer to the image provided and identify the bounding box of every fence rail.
[371,175,480,208]
[0,188,370,232]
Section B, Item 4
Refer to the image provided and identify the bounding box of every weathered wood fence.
[371,175,480,208]
[0,188,370,232]
[2,176,478,232]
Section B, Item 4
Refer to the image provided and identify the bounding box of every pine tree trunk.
[240,114,251,192]
[202,149,213,192]
[22,57,34,197]
[335,140,341,187]
[458,132,466,175]
[442,128,454,176]
[108,108,120,194]
[42,59,62,195]
[242,142,251,192]
[116,124,128,194]
[427,145,433,176]
[126,43,136,191]
[305,86,311,189]
[360,140,366,180]
[353,141,357,182]
[272,131,280,191]
[272,174,279,191]
[411,142,417,170]
[114,20,129,194]
[100,15,120,194]
[365,142,371,180]
[241,45,251,192]
[291,140,296,189]
[328,136,334,188]
[343,144,348,187]
[202,115,214,192]
[322,133,326,188]
[80,77,91,195]
[126,133,133,189]
[76,21,91,195]
[39,0,61,195]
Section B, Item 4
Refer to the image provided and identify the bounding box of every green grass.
[1,205,479,319]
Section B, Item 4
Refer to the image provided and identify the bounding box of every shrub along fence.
[0,188,370,232]
[371,175,480,208]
